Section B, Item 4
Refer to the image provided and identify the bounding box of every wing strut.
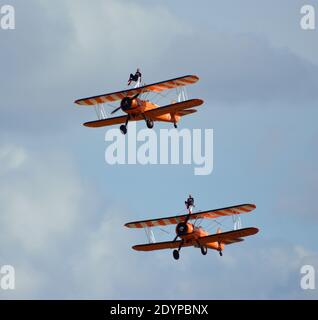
[144,227,156,244]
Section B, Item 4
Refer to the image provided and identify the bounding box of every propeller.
[111,93,140,115]
[111,106,122,115]
[172,215,192,243]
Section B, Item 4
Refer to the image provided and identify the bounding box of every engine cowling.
[176,222,194,236]
[120,97,139,112]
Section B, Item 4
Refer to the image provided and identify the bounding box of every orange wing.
[125,204,256,229]
[176,109,197,116]
[83,114,143,128]
[145,99,203,120]
[82,99,203,128]
[132,228,258,252]
[223,238,244,245]
[198,228,259,246]
[75,75,199,106]
[133,240,193,252]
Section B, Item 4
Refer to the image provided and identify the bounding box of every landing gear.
[173,249,180,260]
[174,122,178,129]
[120,125,127,135]
[146,119,154,129]
[218,241,223,256]
[200,246,208,256]
[173,240,184,260]
[120,116,130,135]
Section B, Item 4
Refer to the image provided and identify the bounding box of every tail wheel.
[120,125,127,135]
[219,251,223,257]
[200,246,208,256]
[174,122,178,129]
[173,249,180,260]
[146,119,154,129]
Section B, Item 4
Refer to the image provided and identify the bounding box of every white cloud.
[0,144,317,299]
[0,1,317,300]
[0,147,87,255]
[0,145,27,176]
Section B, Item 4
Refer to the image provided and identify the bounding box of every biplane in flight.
[125,203,259,260]
[74,75,203,135]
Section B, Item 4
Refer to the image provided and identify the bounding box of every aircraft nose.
[176,222,188,235]
[121,97,131,111]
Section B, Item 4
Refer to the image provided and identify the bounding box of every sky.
[0,0,317,299]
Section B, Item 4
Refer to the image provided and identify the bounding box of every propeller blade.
[111,106,122,115]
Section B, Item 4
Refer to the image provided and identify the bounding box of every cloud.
[1,144,317,301]
[2,0,317,137]
[0,144,27,175]
[0,1,318,300]
[1,0,189,134]
[158,32,318,106]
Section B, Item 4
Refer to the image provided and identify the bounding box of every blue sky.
[0,0,317,299]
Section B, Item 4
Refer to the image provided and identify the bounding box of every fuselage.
[124,98,181,123]
[175,222,225,251]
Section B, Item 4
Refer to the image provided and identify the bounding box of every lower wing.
[133,240,193,252]
[82,99,202,127]
[198,227,259,246]
[176,109,197,116]
[83,114,142,128]
[144,99,203,120]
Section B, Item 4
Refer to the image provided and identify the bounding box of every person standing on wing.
[128,68,142,87]
[185,194,195,214]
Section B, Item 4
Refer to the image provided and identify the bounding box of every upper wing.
[198,227,259,246]
[75,75,199,106]
[145,99,203,120]
[83,115,137,128]
[132,240,193,252]
[125,204,256,229]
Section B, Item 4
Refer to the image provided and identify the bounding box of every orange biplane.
[125,203,259,260]
[74,75,203,135]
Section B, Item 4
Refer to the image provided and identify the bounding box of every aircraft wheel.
[146,119,154,129]
[200,246,208,256]
[219,251,223,257]
[120,125,127,135]
[174,123,178,129]
[173,249,180,260]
